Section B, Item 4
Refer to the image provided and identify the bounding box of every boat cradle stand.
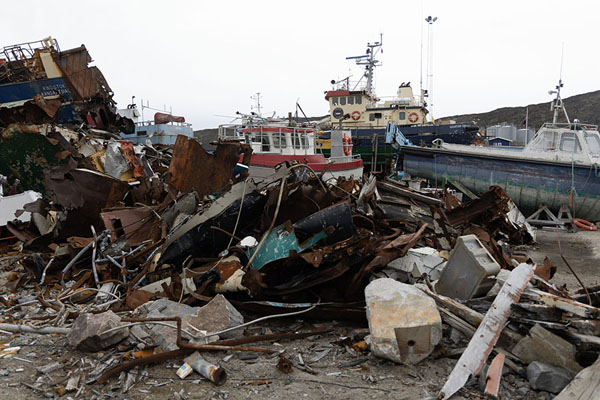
[526,204,573,230]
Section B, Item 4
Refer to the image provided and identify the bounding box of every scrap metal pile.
[1,111,600,399]
[4,37,600,400]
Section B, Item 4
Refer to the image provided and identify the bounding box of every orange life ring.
[408,112,419,123]
[343,136,353,156]
[351,111,361,121]
[573,218,598,231]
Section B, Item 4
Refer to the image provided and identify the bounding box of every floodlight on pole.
[425,16,437,122]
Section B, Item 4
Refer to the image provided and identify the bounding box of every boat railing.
[541,122,598,130]
[2,38,60,62]
[328,155,362,162]
[136,120,192,128]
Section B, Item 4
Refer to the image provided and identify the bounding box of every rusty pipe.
[120,317,274,353]
[185,352,227,385]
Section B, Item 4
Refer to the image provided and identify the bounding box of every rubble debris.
[384,247,446,282]
[67,311,129,352]
[435,234,501,300]
[512,324,583,374]
[365,278,442,364]
[2,58,599,399]
[185,294,244,340]
[527,361,574,393]
[184,352,227,385]
[439,263,535,400]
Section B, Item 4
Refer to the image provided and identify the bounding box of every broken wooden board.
[521,288,600,319]
[438,263,535,400]
[554,357,600,400]
[485,353,505,397]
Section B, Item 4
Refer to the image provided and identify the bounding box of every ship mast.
[346,35,383,96]
[549,79,570,124]
[549,46,570,124]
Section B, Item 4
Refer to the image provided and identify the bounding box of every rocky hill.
[440,90,600,131]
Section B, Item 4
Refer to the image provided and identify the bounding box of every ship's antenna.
[549,44,570,124]
[250,92,262,117]
[347,35,383,97]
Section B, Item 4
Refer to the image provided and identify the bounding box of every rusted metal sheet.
[439,263,535,400]
[54,45,113,101]
[167,135,251,197]
[100,206,161,246]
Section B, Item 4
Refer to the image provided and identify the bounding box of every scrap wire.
[556,230,592,305]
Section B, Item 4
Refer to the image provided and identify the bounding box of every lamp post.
[425,16,437,122]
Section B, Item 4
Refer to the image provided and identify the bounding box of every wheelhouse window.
[355,96,362,105]
[340,97,346,106]
[332,97,339,106]
[291,132,301,149]
[559,132,582,152]
[585,134,600,154]
[348,96,354,105]
[532,131,558,151]
[273,132,286,149]
[261,135,270,152]
[300,133,309,149]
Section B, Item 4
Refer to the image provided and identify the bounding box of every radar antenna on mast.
[346,34,383,96]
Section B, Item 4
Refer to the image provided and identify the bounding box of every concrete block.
[435,235,500,300]
[365,278,442,364]
[67,311,129,352]
[527,361,574,393]
[387,247,446,282]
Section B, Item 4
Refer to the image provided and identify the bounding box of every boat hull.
[247,154,363,181]
[318,124,479,171]
[401,147,600,221]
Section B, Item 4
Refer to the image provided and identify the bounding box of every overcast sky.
[4,0,599,128]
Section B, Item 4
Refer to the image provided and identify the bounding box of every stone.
[67,311,129,352]
[139,298,201,351]
[365,278,442,364]
[527,361,573,394]
[512,324,582,374]
[184,294,244,339]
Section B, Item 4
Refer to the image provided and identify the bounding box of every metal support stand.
[526,204,571,230]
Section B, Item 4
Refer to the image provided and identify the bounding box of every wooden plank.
[555,358,600,400]
[420,285,523,346]
[522,288,600,319]
[485,353,505,397]
[438,263,535,400]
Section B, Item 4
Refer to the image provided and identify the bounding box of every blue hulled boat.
[400,82,600,220]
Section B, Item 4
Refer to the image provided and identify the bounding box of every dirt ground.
[1,229,597,400]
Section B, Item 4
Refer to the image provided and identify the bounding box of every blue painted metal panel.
[402,148,600,220]
[0,77,71,104]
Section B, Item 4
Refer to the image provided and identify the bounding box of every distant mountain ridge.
[440,90,600,131]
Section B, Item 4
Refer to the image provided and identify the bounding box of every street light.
[425,16,437,122]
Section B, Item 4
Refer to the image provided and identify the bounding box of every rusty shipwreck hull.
[402,146,600,220]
